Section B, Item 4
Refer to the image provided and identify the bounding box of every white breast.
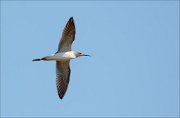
[52,51,76,61]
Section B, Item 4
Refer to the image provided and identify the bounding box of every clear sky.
[1,1,179,117]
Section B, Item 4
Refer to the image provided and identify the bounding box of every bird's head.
[75,51,90,57]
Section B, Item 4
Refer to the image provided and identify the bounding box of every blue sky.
[1,1,179,117]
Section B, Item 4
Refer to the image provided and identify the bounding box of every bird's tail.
[32,58,41,61]
[32,56,52,61]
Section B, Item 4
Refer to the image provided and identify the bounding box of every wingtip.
[59,95,64,100]
[69,16,74,22]
[57,92,64,100]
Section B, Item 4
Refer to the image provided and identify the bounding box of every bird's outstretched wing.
[58,17,76,52]
[56,61,71,99]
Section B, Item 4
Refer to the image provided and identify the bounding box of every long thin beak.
[81,54,91,57]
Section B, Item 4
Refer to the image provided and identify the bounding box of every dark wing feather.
[58,17,76,52]
[56,61,71,99]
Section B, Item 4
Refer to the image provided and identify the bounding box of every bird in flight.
[32,17,90,99]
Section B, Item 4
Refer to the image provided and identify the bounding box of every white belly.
[44,52,76,61]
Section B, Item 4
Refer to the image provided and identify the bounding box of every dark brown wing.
[56,61,71,99]
[58,17,76,52]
